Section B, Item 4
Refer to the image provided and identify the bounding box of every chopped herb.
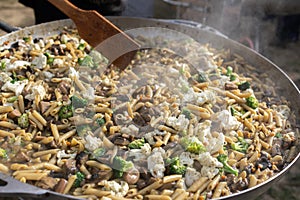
[230,75,236,81]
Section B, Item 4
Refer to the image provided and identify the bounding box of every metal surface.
[0,17,299,200]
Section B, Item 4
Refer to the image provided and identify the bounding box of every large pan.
[0,17,299,200]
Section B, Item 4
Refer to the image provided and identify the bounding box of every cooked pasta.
[0,26,298,200]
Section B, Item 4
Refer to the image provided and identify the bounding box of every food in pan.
[0,27,298,200]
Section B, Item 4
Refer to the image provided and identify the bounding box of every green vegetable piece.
[7,96,18,103]
[231,137,249,153]
[78,55,94,68]
[275,132,282,138]
[0,148,8,159]
[166,157,187,175]
[246,96,259,109]
[18,113,29,128]
[73,171,85,187]
[23,37,30,42]
[76,124,91,137]
[71,95,88,108]
[238,81,250,91]
[90,148,106,160]
[230,107,241,117]
[96,117,105,127]
[44,53,54,64]
[196,72,207,83]
[180,136,206,154]
[230,75,236,81]
[0,61,6,70]
[181,108,191,120]
[58,104,73,119]
[128,138,145,149]
[217,154,238,176]
[77,43,86,51]
[226,66,233,76]
[112,156,134,178]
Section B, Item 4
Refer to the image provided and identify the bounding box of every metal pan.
[0,17,299,200]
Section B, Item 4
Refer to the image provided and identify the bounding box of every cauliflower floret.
[196,120,211,144]
[197,152,223,168]
[84,135,102,151]
[2,79,28,96]
[195,90,216,106]
[201,165,220,179]
[128,143,151,162]
[56,150,77,165]
[31,53,47,69]
[6,60,31,71]
[53,58,64,67]
[185,167,201,187]
[212,110,241,132]
[102,180,129,197]
[206,132,225,154]
[179,152,194,166]
[147,147,165,178]
[0,72,12,82]
[25,84,47,101]
[166,114,189,132]
[69,67,79,79]
[144,130,165,145]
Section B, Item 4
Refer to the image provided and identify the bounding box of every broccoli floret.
[230,107,241,117]
[238,81,250,91]
[166,157,187,175]
[73,171,85,187]
[90,147,106,160]
[76,124,91,137]
[217,154,238,176]
[246,96,259,109]
[78,55,94,68]
[128,138,145,149]
[0,148,8,159]
[231,137,249,153]
[181,108,192,120]
[18,113,29,128]
[112,156,134,178]
[180,136,206,154]
[58,104,73,119]
[71,95,88,108]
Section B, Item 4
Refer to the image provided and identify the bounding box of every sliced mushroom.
[123,168,140,185]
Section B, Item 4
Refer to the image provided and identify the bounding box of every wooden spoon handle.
[48,0,83,18]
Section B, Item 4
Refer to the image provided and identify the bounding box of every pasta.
[0,26,298,200]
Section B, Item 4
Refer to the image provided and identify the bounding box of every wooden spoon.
[48,0,140,70]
